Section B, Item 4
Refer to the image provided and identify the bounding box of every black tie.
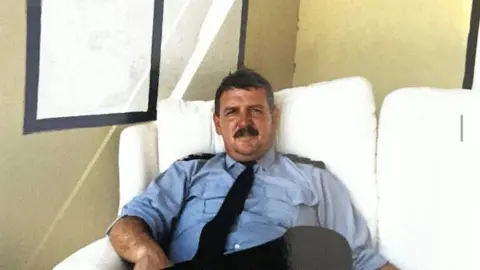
[194,161,256,262]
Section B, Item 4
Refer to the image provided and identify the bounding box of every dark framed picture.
[25,0,163,134]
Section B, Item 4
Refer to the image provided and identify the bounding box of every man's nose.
[238,112,251,127]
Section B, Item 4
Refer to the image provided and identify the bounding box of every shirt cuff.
[354,249,388,270]
[105,210,159,242]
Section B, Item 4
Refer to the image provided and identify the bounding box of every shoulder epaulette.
[284,153,326,169]
[180,153,215,161]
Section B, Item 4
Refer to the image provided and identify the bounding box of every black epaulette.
[284,153,326,169]
[181,153,215,161]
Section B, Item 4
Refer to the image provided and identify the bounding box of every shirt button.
[234,244,241,250]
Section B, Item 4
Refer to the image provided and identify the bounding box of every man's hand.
[379,262,399,270]
[134,252,172,270]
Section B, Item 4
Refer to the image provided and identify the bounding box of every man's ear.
[213,113,221,135]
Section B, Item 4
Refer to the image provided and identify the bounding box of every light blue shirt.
[113,149,387,269]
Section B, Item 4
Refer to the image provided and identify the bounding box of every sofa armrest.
[53,237,130,270]
[118,121,159,214]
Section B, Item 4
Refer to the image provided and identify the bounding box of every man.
[108,68,398,270]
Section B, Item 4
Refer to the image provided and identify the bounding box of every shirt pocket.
[261,184,319,228]
[200,181,230,215]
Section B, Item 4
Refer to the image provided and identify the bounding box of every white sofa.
[53,77,480,270]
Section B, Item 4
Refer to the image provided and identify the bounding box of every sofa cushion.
[376,87,480,269]
[156,76,379,242]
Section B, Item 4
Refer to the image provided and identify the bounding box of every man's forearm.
[108,216,169,265]
[379,262,399,270]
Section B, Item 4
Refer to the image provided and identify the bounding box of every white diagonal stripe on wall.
[169,0,236,99]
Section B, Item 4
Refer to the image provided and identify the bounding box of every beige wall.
[244,0,300,91]
[294,0,472,110]
[0,1,300,269]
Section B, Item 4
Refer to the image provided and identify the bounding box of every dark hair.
[214,68,275,115]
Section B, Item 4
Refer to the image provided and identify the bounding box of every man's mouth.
[236,135,255,139]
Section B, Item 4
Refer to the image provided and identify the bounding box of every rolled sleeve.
[316,168,387,270]
[106,160,197,242]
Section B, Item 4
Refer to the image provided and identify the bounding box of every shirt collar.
[225,147,276,171]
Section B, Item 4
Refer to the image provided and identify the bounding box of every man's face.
[214,87,279,162]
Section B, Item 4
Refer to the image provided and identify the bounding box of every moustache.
[234,125,259,138]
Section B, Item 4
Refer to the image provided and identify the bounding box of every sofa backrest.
[376,87,480,269]
[155,77,379,241]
